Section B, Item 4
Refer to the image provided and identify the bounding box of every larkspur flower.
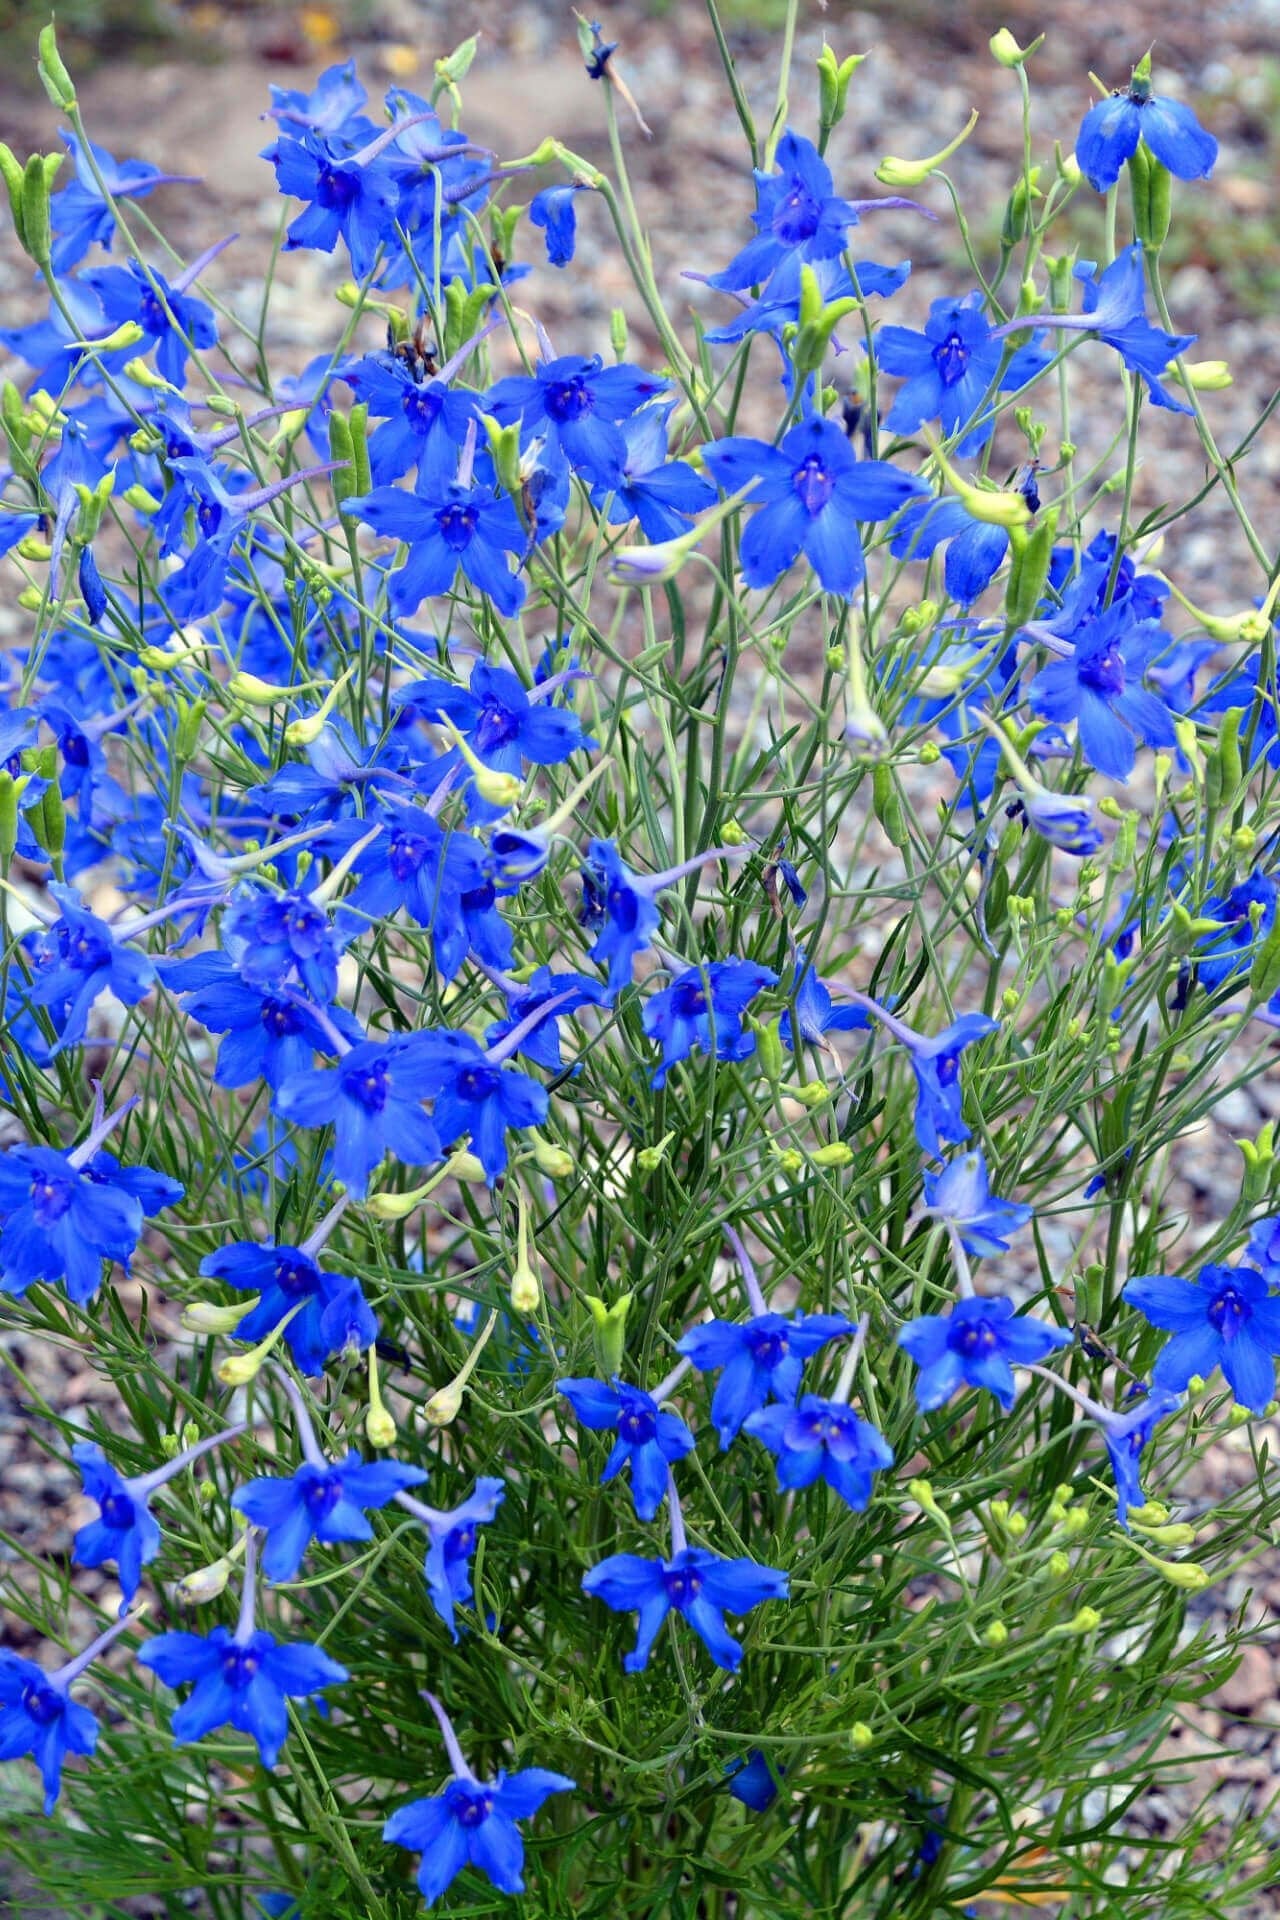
[557,1377,694,1520]
[1192,870,1276,992]
[529,183,592,267]
[678,1311,855,1447]
[726,1750,781,1811]
[396,660,594,814]
[161,950,362,1090]
[234,1449,426,1581]
[384,1692,573,1904]
[139,1530,348,1768]
[579,839,739,995]
[995,245,1194,413]
[1125,1264,1280,1412]
[1024,598,1179,781]
[1075,65,1218,192]
[778,949,874,1051]
[343,473,527,617]
[72,1425,244,1611]
[643,957,778,1088]
[898,1296,1070,1413]
[889,495,1013,605]
[484,353,669,487]
[0,1615,133,1814]
[24,883,155,1054]
[343,347,481,490]
[1245,1216,1280,1277]
[583,1476,787,1672]
[268,130,398,278]
[265,59,374,141]
[415,1028,551,1186]
[746,1394,893,1509]
[1028,1367,1182,1525]
[919,1150,1032,1258]
[701,416,927,599]
[853,998,998,1157]
[83,255,220,389]
[200,1238,377,1377]
[274,1033,454,1195]
[48,133,199,275]
[587,403,717,542]
[397,1478,506,1641]
[875,292,1050,455]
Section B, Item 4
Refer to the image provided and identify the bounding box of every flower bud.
[810,1141,855,1170]
[531,1136,575,1179]
[609,308,628,360]
[636,1131,674,1173]
[876,110,979,187]
[176,1556,234,1604]
[1065,1606,1100,1634]
[509,1190,541,1316]
[1174,359,1232,392]
[1047,1550,1071,1578]
[366,1348,397,1449]
[983,1621,1009,1647]
[587,1292,632,1378]
[37,23,77,109]
[284,668,354,751]
[990,27,1043,66]
[850,1720,874,1751]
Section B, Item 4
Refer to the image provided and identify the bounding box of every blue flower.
[269,131,399,278]
[745,1395,893,1509]
[274,1034,449,1194]
[221,885,352,1001]
[161,951,361,1090]
[1001,246,1194,413]
[875,292,1049,456]
[343,476,527,617]
[418,1031,550,1186]
[778,949,873,1051]
[49,133,198,274]
[384,1696,574,1903]
[1245,1216,1280,1278]
[484,353,670,487]
[1076,73,1218,192]
[1125,1264,1280,1412]
[1193,870,1276,992]
[396,660,593,813]
[726,1750,781,1811]
[234,1451,427,1582]
[1025,600,1179,781]
[589,403,718,543]
[1099,1386,1183,1526]
[398,1478,505,1641]
[529,184,592,267]
[702,417,927,598]
[72,1432,233,1611]
[1018,783,1104,857]
[583,1546,788,1672]
[0,1652,102,1815]
[139,1625,348,1769]
[326,800,484,970]
[83,258,218,389]
[25,886,155,1054]
[343,349,480,490]
[706,128,918,294]
[676,1312,854,1447]
[643,958,777,1088]
[919,1151,1032,1258]
[580,839,663,991]
[266,59,374,142]
[898,1296,1070,1413]
[858,1001,998,1157]
[200,1240,378,1377]
[0,1140,175,1306]
[558,1378,694,1520]
[889,496,1012,605]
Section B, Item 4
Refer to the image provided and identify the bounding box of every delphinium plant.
[0,7,1278,1917]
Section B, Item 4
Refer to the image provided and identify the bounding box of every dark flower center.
[138,291,167,335]
[544,374,595,422]
[1081,646,1126,696]
[30,1174,73,1224]
[671,981,708,1019]
[404,385,443,430]
[605,882,637,930]
[436,503,478,550]
[933,332,971,388]
[303,1472,343,1519]
[389,829,431,880]
[934,1050,960,1087]
[473,700,520,753]
[220,1646,262,1687]
[196,498,224,538]
[445,1524,475,1565]
[617,1403,656,1444]
[67,927,110,970]
[101,1491,136,1529]
[21,1681,64,1725]
[748,1328,788,1370]
[60,729,90,768]
[276,1253,318,1297]
[349,1058,390,1112]
[1207,1284,1250,1339]
[792,452,835,517]
[456,1065,501,1102]
[950,1318,998,1357]
[316,165,357,211]
[665,1567,703,1605]
[772,177,821,244]
[447,1784,494,1827]
[261,998,303,1038]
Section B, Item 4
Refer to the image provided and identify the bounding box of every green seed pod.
[328,410,356,507]
[0,143,27,250]
[1128,143,1172,250]
[872,764,909,848]
[37,23,77,110]
[348,401,372,496]
[1004,505,1059,629]
[20,151,62,269]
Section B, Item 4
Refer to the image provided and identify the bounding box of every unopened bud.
[182,1297,255,1335]
[983,1620,1009,1647]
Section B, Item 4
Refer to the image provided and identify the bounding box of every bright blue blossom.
[558,1378,694,1520]
[583,1546,788,1672]
[643,958,777,1088]
[875,292,1050,455]
[0,1617,131,1813]
[529,184,592,267]
[397,1478,506,1641]
[269,131,398,278]
[274,1034,453,1194]
[485,353,669,486]
[412,1030,550,1186]
[200,1240,378,1377]
[0,1137,179,1305]
[857,1000,998,1157]
[702,416,927,598]
[726,1750,781,1811]
[234,1451,427,1581]
[343,475,527,616]
[588,403,717,542]
[384,1693,573,1903]
[890,495,1013,605]
[396,660,593,812]
[1025,599,1179,781]
[83,257,219,389]
[161,951,361,1090]
[778,949,873,1051]
[1100,1387,1183,1526]
[579,840,738,996]
[265,59,374,141]
[72,1426,241,1611]
[898,1297,1070,1413]
[140,1623,348,1769]
[25,886,155,1053]
[745,1395,893,1509]
[49,133,198,274]
[1193,870,1276,992]
[1076,73,1218,192]
[1018,782,1105,857]
[997,245,1194,413]
[343,349,480,490]
[677,1311,854,1448]
[1125,1264,1280,1412]
[919,1150,1032,1258]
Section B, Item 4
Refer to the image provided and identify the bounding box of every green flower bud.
[1000,167,1043,246]
[609,307,629,360]
[586,1292,632,1378]
[872,764,909,848]
[1047,1550,1071,1577]
[990,27,1044,66]
[850,1720,874,1751]
[876,110,979,187]
[810,1141,854,1170]
[984,1620,1009,1647]
[1065,1606,1100,1634]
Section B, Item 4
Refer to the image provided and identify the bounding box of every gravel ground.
[2,0,1280,1911]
